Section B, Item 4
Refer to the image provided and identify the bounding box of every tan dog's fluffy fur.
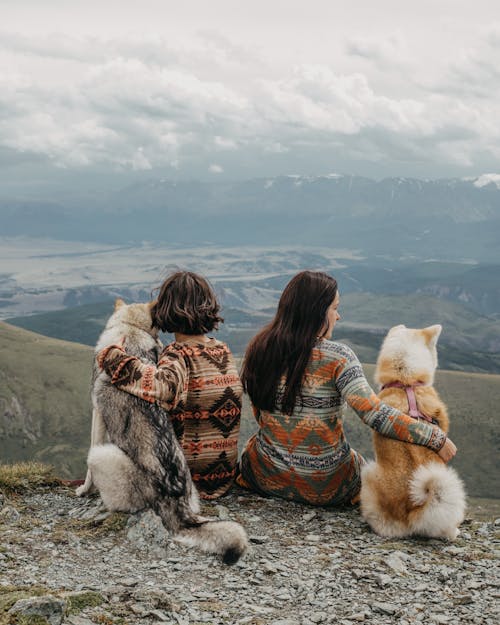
[360,324,466,539]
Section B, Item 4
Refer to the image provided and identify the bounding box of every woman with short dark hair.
[97,271,242,499]
[237,270,456,506]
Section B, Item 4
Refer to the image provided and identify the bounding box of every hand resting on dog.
[437,437,457,463]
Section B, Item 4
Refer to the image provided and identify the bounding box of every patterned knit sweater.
[237,339,446,506]
[98,337,242,499]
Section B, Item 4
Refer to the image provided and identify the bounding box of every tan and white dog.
[360,324,466,540]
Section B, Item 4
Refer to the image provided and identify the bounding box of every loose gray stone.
[262,560,278,574]
[77,500,108,521]
[149,608,170,621]
[372,602,399,615]
[385,551,408,575]
[216,504,231,520]
[374,572,393,587]
[120,577,139,587]
[249,535,270,544]
[348,613,367,622]
[126,509,170,554]
[8,595,67,625]
[430,615,451,624]
[309,612,327,623]
[130,602,148,615]
[3,484,499,625]
[66,617,96,625]
[0,505,20,523]
[453,594,474,605]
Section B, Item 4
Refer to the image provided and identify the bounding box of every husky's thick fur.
[360,324,466,540]
[77,299,248,564]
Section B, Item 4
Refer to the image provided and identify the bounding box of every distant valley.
[2,240,499,373]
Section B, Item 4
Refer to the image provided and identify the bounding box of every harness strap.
[380,381,437,425]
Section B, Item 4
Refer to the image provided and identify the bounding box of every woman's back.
[239,339,363,506]
[238,270,449,506]
[166,337,242,499]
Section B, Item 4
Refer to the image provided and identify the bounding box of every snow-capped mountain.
[1,174,499,261]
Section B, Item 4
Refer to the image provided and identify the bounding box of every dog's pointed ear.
[114,298,125,311]
[422,324,442,346]
[388,324,406,335]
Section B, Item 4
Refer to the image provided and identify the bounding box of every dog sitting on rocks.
[76,299,247,564]
[360,324,466,539]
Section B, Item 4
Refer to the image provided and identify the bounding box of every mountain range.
[1,174,500,261]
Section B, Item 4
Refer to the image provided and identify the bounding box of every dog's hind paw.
[75,484,87,497]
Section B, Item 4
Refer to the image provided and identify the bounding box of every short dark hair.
[151,271,223,335]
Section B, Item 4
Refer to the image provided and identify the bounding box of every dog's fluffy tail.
[175,519,248,565]
[408,462,466,539]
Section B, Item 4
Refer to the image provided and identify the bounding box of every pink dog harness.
[380,381,437,425]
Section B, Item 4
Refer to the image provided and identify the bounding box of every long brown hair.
[241,271,338,415]
[151,271,223,334]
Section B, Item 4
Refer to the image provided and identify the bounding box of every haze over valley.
[2,172,499,372]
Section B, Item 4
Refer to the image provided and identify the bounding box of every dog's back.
[360,324,466,540]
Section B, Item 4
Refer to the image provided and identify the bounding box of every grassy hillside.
[6,300,116,347]
[7,293,500,373]
[0,322,93,478]
[1,322,498,498]
[339,293,500,352]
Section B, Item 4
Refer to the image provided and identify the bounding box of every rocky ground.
[0,485,499,625]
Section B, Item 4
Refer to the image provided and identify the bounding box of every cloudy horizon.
[2,0,500,193]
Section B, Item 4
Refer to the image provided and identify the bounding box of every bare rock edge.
[1,485,499,625]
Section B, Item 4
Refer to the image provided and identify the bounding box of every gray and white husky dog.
[76,298,248,564]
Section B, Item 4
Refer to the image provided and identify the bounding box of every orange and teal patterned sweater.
[99,337,242,499]
[237,339,446,506]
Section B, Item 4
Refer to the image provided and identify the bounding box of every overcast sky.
[2,0,500,188]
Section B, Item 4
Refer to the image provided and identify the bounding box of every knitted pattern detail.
[100,338,242,499]
[238,339,445,506]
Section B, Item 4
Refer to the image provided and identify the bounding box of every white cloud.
[0,18,500,179]
[473,173,500,189]
[214,136,238,150]
[346,34,408,67]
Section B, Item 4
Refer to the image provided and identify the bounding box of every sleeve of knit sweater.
[329,342,446,452]
[96,344,187,411]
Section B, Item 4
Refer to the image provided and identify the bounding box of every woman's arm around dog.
[97,343,187,410]
[324,341,455,456]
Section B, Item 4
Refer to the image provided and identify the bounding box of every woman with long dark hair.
[238,271,456,506]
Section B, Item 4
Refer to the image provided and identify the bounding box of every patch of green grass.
[65,592,104,615]
[100,512,128,533]
[11,616,49,625]
[52,512,128,542]
[0,322,93,480]
[0,463,60,496]
[0,587,49,625]
[0,588,107,625]
[94,615,126,625]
